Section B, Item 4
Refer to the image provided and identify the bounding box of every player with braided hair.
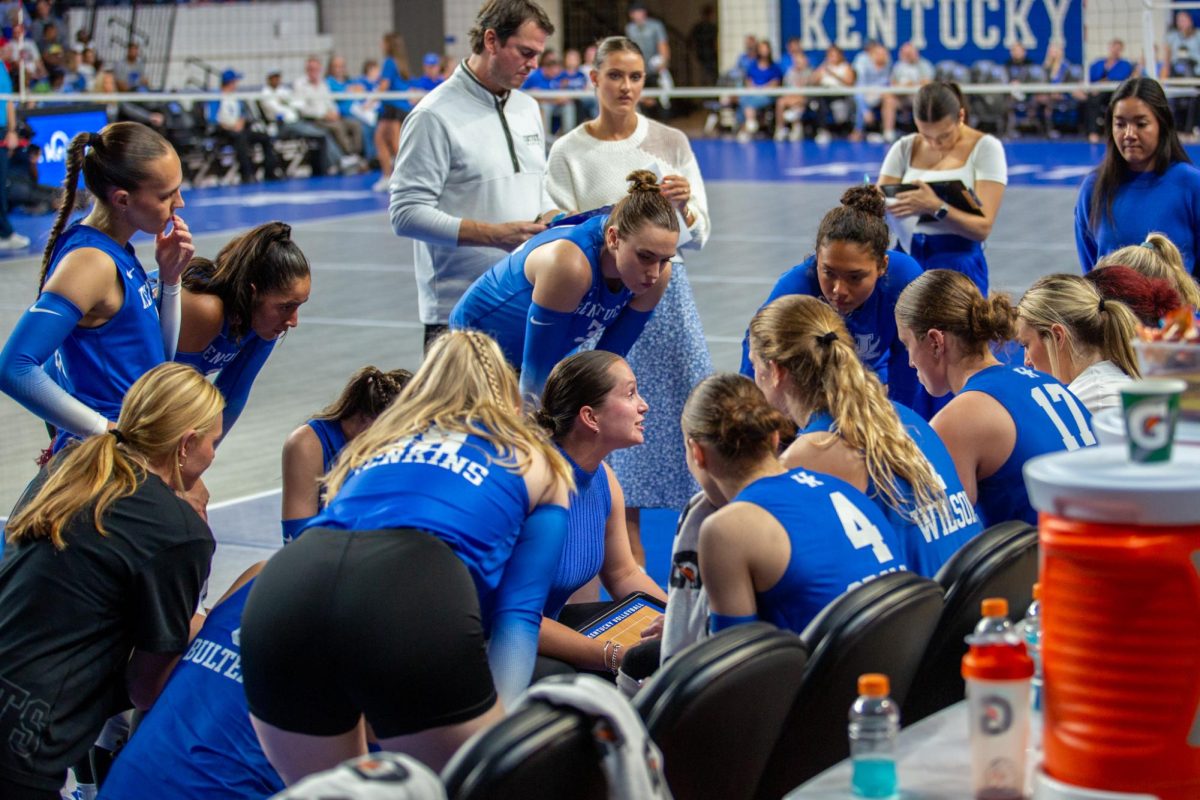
[748,294,980,578]
[241,330,573,783]
[450,169,677,400]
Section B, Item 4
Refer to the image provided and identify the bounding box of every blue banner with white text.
[780,0,1084,67]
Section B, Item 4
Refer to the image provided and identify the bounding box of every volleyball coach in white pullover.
[389,0,563,348]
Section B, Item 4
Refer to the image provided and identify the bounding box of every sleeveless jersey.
[735,468,908,634]
[306,417,348,474]
[801,402,981,579]
[543,451,611,620]
[46,223,163,451]
[97,580,285,800]
[307,427,531,622]
[449,214,633,365]
[175,316,254,375]
[740,250,923,384]
[960,365,1096,527]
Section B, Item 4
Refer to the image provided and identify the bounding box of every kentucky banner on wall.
[781,0,1085,65]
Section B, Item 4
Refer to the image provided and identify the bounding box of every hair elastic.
[1140,240,1156,250]
[1098,298,1108,314]
[87,132,102,148]
[816,331,838,346]
[109,429,126,444]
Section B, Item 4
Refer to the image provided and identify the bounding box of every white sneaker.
[774,126,787,141]
[745,118,759,134]
[814,129,832,145]
[789,124,804,141]
[736,128,752,143]
[704,112,718,134]
[0,232,30,250]
[371,176,390,192]
[866,132,885,144]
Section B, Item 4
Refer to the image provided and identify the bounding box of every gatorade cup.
[1120,379,1186,463]
[1025,444,1200,800]
[963,599,1034,800]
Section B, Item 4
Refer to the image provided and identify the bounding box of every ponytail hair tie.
[87,132,102,148]
[109,428,126,444]
[1140,240,1156,250]
[816,331,838,346]
[1098,298,1107,314]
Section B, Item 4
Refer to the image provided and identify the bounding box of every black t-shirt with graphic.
[0,473,213,791]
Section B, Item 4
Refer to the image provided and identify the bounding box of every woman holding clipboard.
[878,81,1008,294]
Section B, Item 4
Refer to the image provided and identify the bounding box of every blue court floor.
[0,136,1106,599]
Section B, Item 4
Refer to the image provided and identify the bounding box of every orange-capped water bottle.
[963,598,1034,800]
[1025,444,1200,800]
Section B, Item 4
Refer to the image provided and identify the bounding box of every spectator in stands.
[350,59,382,163]
[1005,41,1033,79]
[626,1,669,89]
[294,55,364,171]
[690,4,718,86]
[1037,42,1085,137]
[851,40,892,142]
[78,45,97,87]
[561,47,593,119]
[3,13,43,86]
[215,69,283,184]
[0,58,26,250]
[260,69,336,177]
[1075,76,1200,275]
[61,46,86,91]
[1087,39,1134,143]
[113,41,148,92]
[29,1,62,47]
[887,41,933,140]
[413,52,445,92]
[35,19,60,55]
[523,48,571,136]
[1167,11,1200,74]
[736,34,757,74]
[774,44,810,141]
[812,44,855,143]
[93,69,168,134]
[737,39,782,142]
[374,31,411,191]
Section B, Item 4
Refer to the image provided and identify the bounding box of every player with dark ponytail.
[451,169,677,399]
[896,270,1097,528]
[741,185,929,414]
[0,122,193,453]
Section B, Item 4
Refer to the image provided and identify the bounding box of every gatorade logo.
[980,695,1012,736]
[1127,396,1171,451]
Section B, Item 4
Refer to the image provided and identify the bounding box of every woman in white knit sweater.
[546,35,712,565]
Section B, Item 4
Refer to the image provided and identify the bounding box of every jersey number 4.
[1030,384,1097,450]
[831,492,894,564]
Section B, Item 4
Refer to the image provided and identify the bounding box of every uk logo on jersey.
[854,332,883,363]
[1014,367,1039,379]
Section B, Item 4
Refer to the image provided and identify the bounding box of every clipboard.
[882,180,985,222]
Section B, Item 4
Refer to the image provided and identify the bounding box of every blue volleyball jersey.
[801,401,981,578]
[449,215,633,365]
[959,365,1096,527]
[175,316,254,375]
[97,580,285,800]
[543,452,610,620]
[307,417,349,474]
[308,427,530,621]
[739,250,923,388]
[46,223,163,450]
[734,468,907,634]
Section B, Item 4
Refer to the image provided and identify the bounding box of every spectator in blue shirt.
[373,31,410,191]
[851,41,892,142]
[523,49,571,136]
[738,40,783,142]
[1087,39,1135,143]
[412,52,445,92]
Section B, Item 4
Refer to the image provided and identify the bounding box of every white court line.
[301,316,425,330]
[208,487,281,511]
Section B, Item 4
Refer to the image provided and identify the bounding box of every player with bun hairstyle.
[1085,263,1182,326]
[0,122,193,454]
[741,186,929,414]
[748,295,981,578]
[177,221,312,438]
[531,350,665,675]
[879,80,1008,294]
[451,169,677,399]
[280,365,412,543]
[1095,232,1200,309]
[896,270,1096,528]
[683,373,907,636]
[241,330,573,783]
[1017,274,1141,413]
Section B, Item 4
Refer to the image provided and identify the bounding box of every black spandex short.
[241,527,497,738]
[379,105,407,122]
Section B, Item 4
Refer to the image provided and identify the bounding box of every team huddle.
[0,0,1198,797]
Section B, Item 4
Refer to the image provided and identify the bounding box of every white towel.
[521,675,673,800]
[661,492,716,662]
[270,753,446,800]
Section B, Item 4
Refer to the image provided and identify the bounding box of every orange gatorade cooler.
[1024,445,1200,800]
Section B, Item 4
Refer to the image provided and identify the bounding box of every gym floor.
[0,137,1152,599]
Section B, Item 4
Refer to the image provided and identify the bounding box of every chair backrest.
[752,572,943,799]
[934,60,969,84]
[901,520,1039,725]
[636,622,808,800]
[441,699,607,800]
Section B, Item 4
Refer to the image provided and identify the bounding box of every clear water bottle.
[849,673,900,798]
[1023,583,1043,711]
[967,597,1018,645]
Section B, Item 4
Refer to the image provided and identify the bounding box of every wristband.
[161,281,181,296]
